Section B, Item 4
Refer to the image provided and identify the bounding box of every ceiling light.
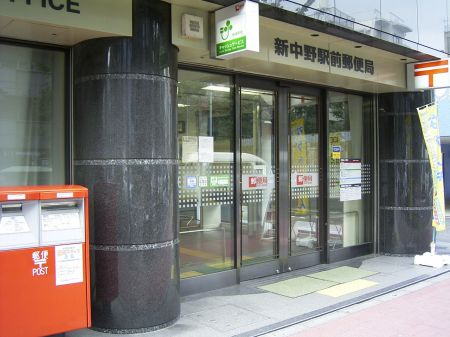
[201,85,231,92]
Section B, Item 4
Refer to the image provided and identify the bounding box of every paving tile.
[317,279,378,298]
[307,266,377,283]
[186,304,271,332]
[258,276,337,298]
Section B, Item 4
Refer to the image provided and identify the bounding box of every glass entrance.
[177,70,374,290]
[240,88,278,265]
[289,94,321,256]
[327,92,374,258]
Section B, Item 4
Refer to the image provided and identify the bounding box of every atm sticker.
[55,244,83,286]
[198,176,208,187]
[293,173,319,187]
[186,176,197,188]
[210,175,230,187]
[332,146,341,160]
[248,176,267,188]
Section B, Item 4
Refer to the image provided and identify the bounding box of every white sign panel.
[198,136,214,163]
[340,159,362,185]
[7,194,26,201]
[407,59,450,90]
[0,0,132,37]
[214,0,259,58]
[55,244,83,286]
[340,184,362,202]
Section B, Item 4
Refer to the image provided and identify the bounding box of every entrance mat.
[308,266,377,283]
[317,279,378,298]
[181,271,204,279]
[258,276,337,298]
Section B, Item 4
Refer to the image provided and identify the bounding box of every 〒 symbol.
[220,20,233,40]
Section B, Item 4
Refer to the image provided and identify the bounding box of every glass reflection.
[261,0,448,53]
[177,70,235,278]
[327,92,373,249]
[0,44,66,186]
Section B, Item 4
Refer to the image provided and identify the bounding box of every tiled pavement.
[67,254,450,337]
[268,271,450,337]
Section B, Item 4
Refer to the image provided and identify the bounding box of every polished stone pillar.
[73,0,179,333]
[378,92,433,255]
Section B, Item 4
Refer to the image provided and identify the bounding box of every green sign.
[210,175,230,187]
[217,36,247,57]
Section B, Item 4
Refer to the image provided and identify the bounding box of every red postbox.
[0,185,91,337]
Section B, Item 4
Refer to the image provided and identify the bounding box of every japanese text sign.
[214,1,259,58]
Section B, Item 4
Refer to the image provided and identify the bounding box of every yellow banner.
[417,103,446,231]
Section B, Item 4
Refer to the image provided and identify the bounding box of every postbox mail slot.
[0,201,39,250]
[40,199,85,245]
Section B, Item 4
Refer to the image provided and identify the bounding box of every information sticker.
[0,216,30,234]
[42,212,81,231]
[55,244,83,286]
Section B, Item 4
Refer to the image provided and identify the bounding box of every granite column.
[73,0,179,332]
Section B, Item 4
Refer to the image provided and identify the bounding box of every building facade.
[0,0,447,333]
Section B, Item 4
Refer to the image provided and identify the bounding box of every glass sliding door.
[289,94,321,256]
[177,70,376,289]
[177,70,235,278]
[240,88,278,265]
[327,92,373,250]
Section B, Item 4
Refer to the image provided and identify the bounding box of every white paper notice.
[198,136,214,163]
[55,244,83,286]
[0,216,30,234]
[340,159,362,201]
[340,184,362,202]
[340,159,362,185]
[41,212,81,231]
[182,136,199,163]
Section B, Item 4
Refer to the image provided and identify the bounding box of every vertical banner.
[417,103,446,231]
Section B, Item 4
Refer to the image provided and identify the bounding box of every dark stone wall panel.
[73,2,176,79]
[379,209,432,254]
[90,246,180,332]
[378,92,434,255]
[379,114,428,161]
[75,163,178,245]
[74,78,177,160]
[379,162,432,208]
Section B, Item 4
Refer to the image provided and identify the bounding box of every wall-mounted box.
[182,13,204,39]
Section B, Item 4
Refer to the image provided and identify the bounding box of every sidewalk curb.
[234,269,450,337]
